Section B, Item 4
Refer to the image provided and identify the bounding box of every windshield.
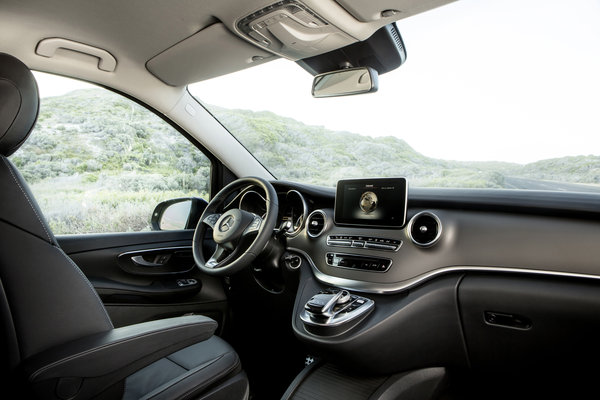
[189,0,600,192]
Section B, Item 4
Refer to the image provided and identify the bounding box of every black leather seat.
[0,53,249,400]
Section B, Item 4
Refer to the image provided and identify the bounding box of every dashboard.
[239,178,600,383]
[263,179,600,294]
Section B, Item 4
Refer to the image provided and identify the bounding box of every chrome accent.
[119,246,192,258]
[306,209,327,238]
[284,254,302,270]
[219,215,235,232]
[131,255,170,267]
[300,294,374,327]
[364,241,401,251]
[283,189,309,237]
[288,247,600,294]
[225,186,258,210]
[327,235,402,252]
[238,189,268,218]
[407,211,442,247]
[327,238,352,247]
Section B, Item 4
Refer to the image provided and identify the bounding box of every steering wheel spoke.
[243,213,263,235]
[205,244,229,268]
[202,213,222,229]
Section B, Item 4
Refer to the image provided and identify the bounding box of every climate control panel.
[326,252,392,272]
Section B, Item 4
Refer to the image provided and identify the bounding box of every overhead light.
[236,0,355,60]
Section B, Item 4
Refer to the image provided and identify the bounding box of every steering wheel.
[193,177,279,276]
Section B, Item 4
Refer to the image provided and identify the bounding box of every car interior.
[1,0,600,399]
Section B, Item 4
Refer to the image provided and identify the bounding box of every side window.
[10,72,211,234]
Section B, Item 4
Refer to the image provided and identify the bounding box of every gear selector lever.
[301,288,374,333]
[305,290,351,317]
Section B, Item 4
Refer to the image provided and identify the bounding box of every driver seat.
[0,53,249,400]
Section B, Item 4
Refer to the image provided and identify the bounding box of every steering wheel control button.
[301,288,375,334]
[328,235,401,251]
[325,253,392,273]
[245,216,262,233]
[203,214,222,228]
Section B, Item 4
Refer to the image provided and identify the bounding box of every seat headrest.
[0,53,39,157]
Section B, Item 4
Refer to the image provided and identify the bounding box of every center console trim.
[327,235,402,252]
[287,246,600,294]
[300,292,375,328]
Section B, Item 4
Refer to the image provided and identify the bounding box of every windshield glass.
[189,0,600,192]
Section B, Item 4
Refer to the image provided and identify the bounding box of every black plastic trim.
[292,262,469,375]
[57,231,194,255]
[274,181,600,219]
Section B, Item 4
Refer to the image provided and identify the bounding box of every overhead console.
[235,0,356,60]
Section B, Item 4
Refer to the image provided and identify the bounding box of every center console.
[300,288,374,335]
[289,176,467,377]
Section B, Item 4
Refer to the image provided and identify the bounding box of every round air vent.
[306,210,327,238]
[408,211,442,247]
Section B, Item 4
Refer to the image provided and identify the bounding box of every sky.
[34,0,600,165]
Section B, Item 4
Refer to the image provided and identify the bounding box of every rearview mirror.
[150,197,208,231]
[312,67,378,98]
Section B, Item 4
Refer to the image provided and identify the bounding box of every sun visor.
[334,0,456,22]
[147,23,276,86]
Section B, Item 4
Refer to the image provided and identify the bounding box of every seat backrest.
[0,53,114,376]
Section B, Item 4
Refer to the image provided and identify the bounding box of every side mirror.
[150,197,208,231]
[312,67,378,98]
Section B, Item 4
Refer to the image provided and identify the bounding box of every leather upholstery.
[0,53,113,366]
[123,336,244,400]
[0,53,39,157]
[0,53,248,399]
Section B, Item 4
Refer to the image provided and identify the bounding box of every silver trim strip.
[238,189,267,218]
[288,247,600,294]
[118,246,192,258]
[300,298,375,327]
[327,235,402,252]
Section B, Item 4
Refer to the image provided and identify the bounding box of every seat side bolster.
[23,315,217,382]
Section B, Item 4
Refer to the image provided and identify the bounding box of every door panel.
[58,230,227,330]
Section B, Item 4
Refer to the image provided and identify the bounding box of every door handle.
[131,254,171,267]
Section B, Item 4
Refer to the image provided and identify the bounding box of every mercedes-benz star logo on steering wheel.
[219,215,235,232]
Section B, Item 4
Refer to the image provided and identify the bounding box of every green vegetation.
[10,89,599,234]
[207,105,600,189]
[11,89,210,234]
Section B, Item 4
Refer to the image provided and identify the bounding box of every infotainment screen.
[334,177,408,228]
